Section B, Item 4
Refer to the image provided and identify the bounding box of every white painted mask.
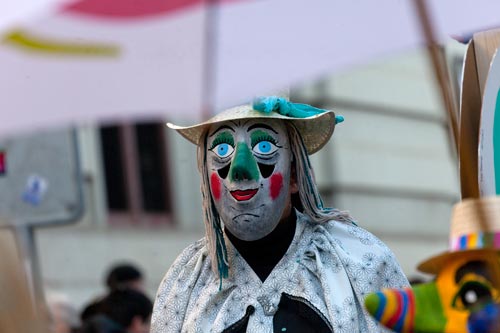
[206,119,293,241]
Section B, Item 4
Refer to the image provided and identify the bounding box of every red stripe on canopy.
[61,0,205,18]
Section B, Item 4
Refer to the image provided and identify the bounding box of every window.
[100,122,172,226]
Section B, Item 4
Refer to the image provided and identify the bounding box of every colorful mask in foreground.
[365,197,500,333]
[365,251,500,332]
[206,119,293,241]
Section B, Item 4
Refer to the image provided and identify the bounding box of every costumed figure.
[151,96,409,332]
[364,26,500,333]
[364,197,500,333]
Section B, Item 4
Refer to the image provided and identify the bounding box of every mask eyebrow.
[455,260,492,283]
[209,125,235,137]
[247,123,278,134]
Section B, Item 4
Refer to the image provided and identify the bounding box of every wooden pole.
[412,0,491,232]
[412,0,459,153]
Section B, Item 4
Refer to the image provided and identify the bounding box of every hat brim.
[417,248,500,274]
[167,105,336,155]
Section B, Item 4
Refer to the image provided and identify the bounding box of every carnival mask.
[206,119,293,241]
[365,251,500,333]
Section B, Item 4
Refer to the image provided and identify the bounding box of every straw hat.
[167,97,339,155]
[418,196,500,274]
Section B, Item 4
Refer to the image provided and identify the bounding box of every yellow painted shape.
[2,29,119,57]
[435,251,500,333]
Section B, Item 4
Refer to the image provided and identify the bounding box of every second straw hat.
[418,196,500,274]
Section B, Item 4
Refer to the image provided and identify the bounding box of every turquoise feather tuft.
[252,96,284,113]
[253,96,344,124]
[279,101,325,118]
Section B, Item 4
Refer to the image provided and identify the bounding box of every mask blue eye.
[253,141,278,155]
[212,143,234,158]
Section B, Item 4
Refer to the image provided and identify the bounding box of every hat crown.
[449,196,500,251]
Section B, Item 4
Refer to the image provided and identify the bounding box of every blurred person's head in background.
[105,262,144,292]
[81,262,145,323]
[100,289,152,333]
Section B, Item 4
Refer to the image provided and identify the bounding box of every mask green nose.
[229,142,259,182]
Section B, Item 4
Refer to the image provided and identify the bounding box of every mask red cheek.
[210,172,222,200]
[269,173,283,200]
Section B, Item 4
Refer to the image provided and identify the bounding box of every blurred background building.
[4,40,465,311]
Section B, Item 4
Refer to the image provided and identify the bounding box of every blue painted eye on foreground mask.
[253,141,278,155]
[213,143,234,158]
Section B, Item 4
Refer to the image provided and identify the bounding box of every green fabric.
[413,282,447,332]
